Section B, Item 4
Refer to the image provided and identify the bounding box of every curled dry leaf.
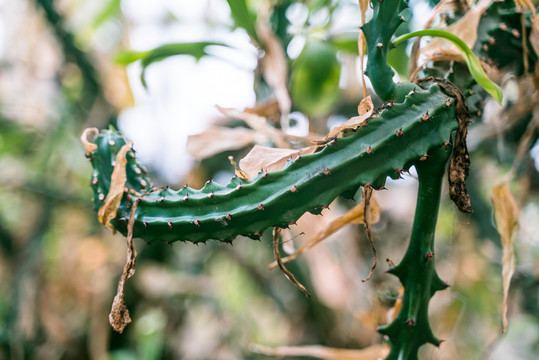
[323,96,374,142]
[239,144,317,179]
[492,183,519,334]
[269,193,380,270]
[98,142,133,232]
[81,127,99,153]
[186,126,262,160]
[250,343,388,360]
[421,0,492,62]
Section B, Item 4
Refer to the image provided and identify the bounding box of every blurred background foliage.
[0,0,538,359]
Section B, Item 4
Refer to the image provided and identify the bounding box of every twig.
[272,228,311,297]
[361,185,377,282]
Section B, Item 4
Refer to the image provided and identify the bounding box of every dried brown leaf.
[492,183,519,334]
[269,193,380,269]
[216,105,290,148]
[324,96,373,141]
[250,343,388,360]
[421,0,492,61]
[257,21,291,130]
[239,144,317,179]
[228,156,249,180]
[80,127,99,153]
[408,0,457,78]
[186,126,260,160]
[97,142,133,232]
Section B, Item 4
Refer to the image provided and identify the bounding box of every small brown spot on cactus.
[235,184,242,191]
[488,37,495,45]
[108,140,116,146]
[425,251,434,260]
[289,221,297,226]
[322,205,330,210]
[140,179,147,187]
[511,29,520,38]
[482,44,488,51]
[143,221,148,227]
[366,146,373,154]
[134,167,142,175]
[208,192,215,199]
[254,231,262,236]
[395,168,403,174]
[500,22,508,31]
[419,154,429,161]
[405,319,416,326]
[396,128,403,137]
[323,168,331,176]
[226,213,232,220]
[377,186,388,191]
[85,151,93,160]
[168,222,173,228]
[98,193,105,201]
[376,42,383,49]
[477,110,482,116]
[445,99,451,107]
[194,220,200,227]
[290,185,298,193]
[441,142,452,149]
[257,204,265,211]
[92,177,98,185]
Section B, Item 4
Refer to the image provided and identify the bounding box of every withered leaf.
[97,142,133,232]
[269,194,380,270]
[324,96,373,141]
[250,343,388,360]
[421,0,493,62]
[239,145,316,179]
[492,183,519,334]
[80,128,99,153]
[186,126,260,160]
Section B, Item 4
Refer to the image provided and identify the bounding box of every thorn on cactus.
[396,128,404,137]
[425,251,434,260]
[405,318,416,327]
[290,185,298,193]
[257,204,265,211]
[167,221,172,228]
[194,220,200,227]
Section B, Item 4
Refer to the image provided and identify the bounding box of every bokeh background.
[0,0,538,359]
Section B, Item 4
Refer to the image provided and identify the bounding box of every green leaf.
[114,42,227,87]
[393,29,503,104]
[227,0,259,44]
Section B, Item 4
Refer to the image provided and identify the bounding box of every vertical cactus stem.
[362,0,410,101]
[379,146,451,359]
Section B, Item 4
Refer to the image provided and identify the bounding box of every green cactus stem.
[378,146,451,360]
[86,82,458,245]
[362,0,413,101]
